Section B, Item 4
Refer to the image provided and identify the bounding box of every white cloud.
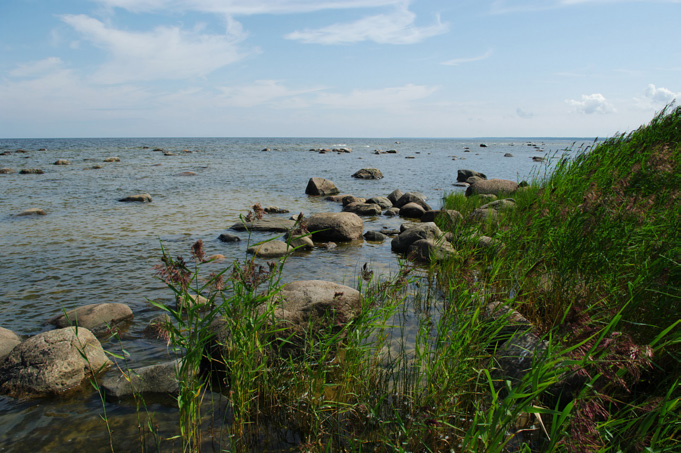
[285,6,448,45]
[492,0,681,14]
[218,80,323,107]
[92,0,406,15]
[442,49,493,66]
[9,57,64,77]
[60,14,249,84]
[644,84,679,104]
[313,84,438,109]
[566,93,616,114]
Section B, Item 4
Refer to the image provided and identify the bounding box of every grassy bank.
[99,107,679,452]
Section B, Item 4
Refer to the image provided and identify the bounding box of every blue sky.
[1,0,679,138]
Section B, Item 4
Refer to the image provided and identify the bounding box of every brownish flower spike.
[191,239,206,263]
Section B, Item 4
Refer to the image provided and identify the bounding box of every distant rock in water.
[352,168,384,179]
[176,171,197,176]
[218,233,241,242]
[54,159,70,166]
[104,157,120,162]
[0,168,15,174]
[19,168,44,174]
[17,208,46,216]
[119,193,152,203]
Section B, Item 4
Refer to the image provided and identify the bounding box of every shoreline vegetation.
[1,106,679,451]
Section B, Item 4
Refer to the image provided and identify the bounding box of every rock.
[101,359,181,399]
[325,194,349,203]
[143,314,171,340]
[387,189,404,205]
[0,328,21,362]
[230,217,296,232]
[395,192,431,211]
[54,159,70,166]
[391,222,443,253]
[271,280,362,342]
[352,168,384,179]
[176,293,211,309]
[483,302,533,342]
[384,207,400,217]
[366,196,392,209]
[494,331,548,383]
[17,208,46,216]
[480,144,488,148]
[386,149,398,154]
[504,153,513,157]
[19,168,44,174]
[264,206,290,214]
[177,171,197,176]
[0,168,15,174]
[318,242,337,250]
[420,210,441,223]
[466,179,518,197]
[364,231,387,242]
[481,199,516,211]
[119,193,152,203]
[441,209,464,227]
[47,303,134,337]
[247,240,292,258]
[207,254,226,262]
[399,202,426,219]
[218,233,241,242]
[477,194,498,202]
[0,327,110,397]
[305,177,339,196]
[104,157,120,162]
[341,195,366,206]
[532,156,545,162]
[306,212,363,242]
[407,238,456,263]
[284,229,314,250]
[343,202,382,216]
[457,169,487,183]
[380,228,400,236]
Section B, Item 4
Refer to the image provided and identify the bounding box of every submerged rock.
[19,168,44,175]
[230,218,296,232]
[101,359,181,399]
[0,327,111,398]
[47,303,134,337]
[16,208,47,216]
[218,232,241,242]
[119,193,152,203]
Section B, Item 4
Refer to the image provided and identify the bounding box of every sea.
[0,136,593,451]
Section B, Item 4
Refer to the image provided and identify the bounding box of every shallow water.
[0,136,588,451]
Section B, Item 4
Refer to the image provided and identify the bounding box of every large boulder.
[101,359,181,399]
[387,189,404,205]
[352,168,384,179]
[457,169,487,183]
[47,303,134,337]
[0,327,21,362]
[0,327,111,397]
[306,212,363,242]
[343,202,382,216]
[305,177,339,196]
[272,280,362,339]
[230,217,296,232]
[466,179,518,197]
[391,222,443,253]
[119,193,152,203]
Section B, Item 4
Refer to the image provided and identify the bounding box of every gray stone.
[399,202,426,219]
[285,229,314,250]
[247,240,292,258]
[457,169,487,183]
[306,212,363,242]
[363,231,387,242]
[0,168,15,174]
[407,238,456,263]
[341,195,366,206]
[352,168,384,179]
[383,207,400,217]
[48,303,134,337]
[391,222,443,253]
[176,293,210,309]
[218,232,241,242]
[19,168,44,174]
[104,157,121,162]
[343,202,382,216]
[305,177,339,196]
[101,359,181,399]
[54,159,70,166]
[0,327,21,363]
[0,327,110,397]
[17,208,46,216]
[387,189,404,205]
[119,193,152,203]
[395,192,431,211]
[466,179,518,197]
[366,196,392,209]
[230,217,296,232]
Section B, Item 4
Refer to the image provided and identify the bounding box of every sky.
[0,0,679,138]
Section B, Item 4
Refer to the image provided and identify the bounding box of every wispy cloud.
[218,80,323,108]
[92,0,406,15]
[313,84,438,108]
[9,57,64,78]
[442,49,492,66]
[566,93,616,114]
[60,14,249,84]
[492,0,681,14]
[285,5,448,45]
[644,84,679,104]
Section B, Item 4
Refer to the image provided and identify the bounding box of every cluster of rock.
[309,148,352,154]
